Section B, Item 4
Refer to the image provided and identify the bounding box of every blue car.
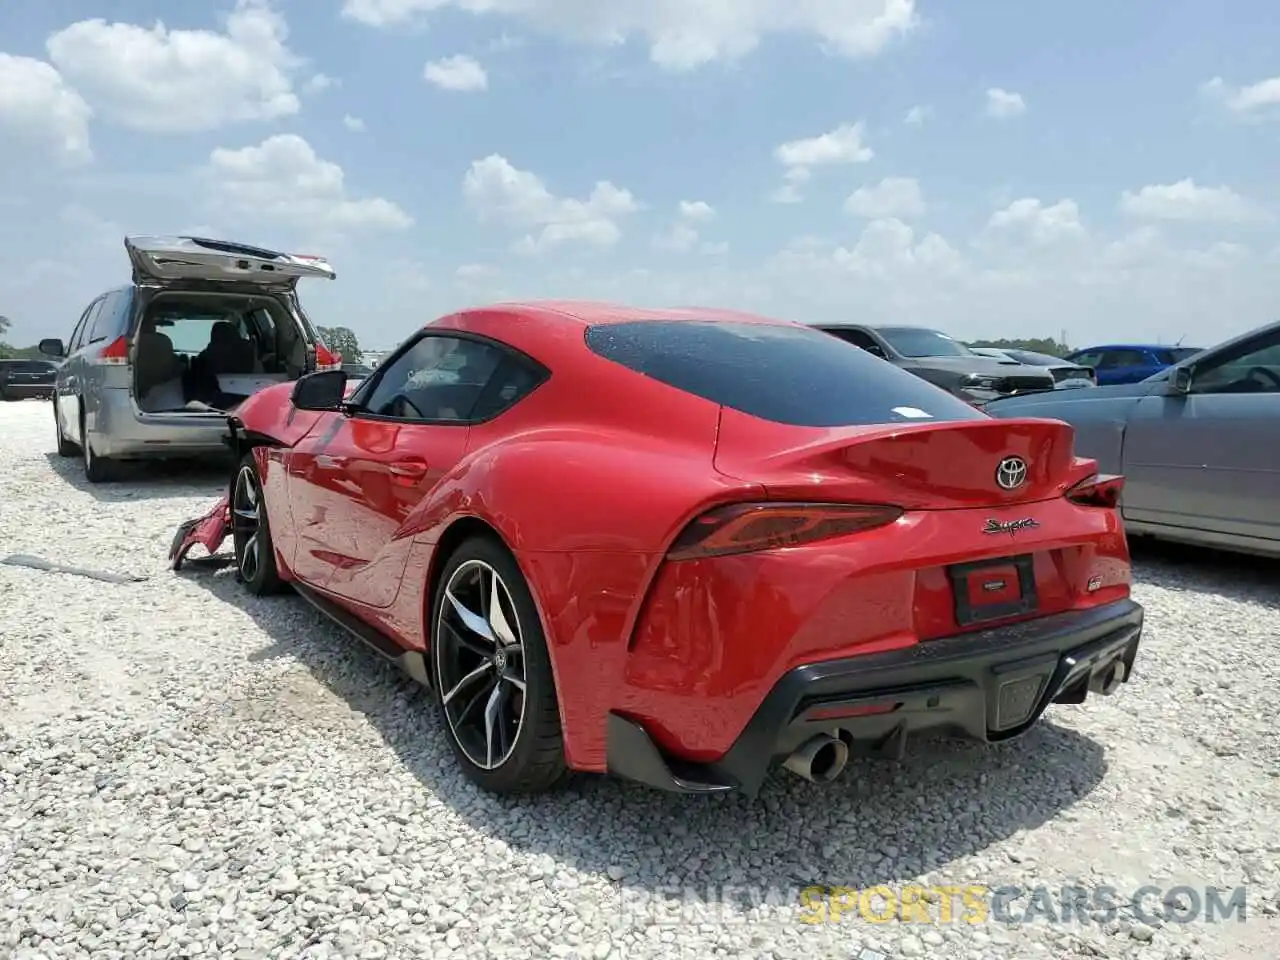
[1061,343,1203,386]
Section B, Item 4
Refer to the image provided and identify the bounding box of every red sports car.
[170,301,1143,797]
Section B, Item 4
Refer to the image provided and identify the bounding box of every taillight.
[315,341,342,371]
[667,502,904,561]
[98,336,129,365]
[1066,474,1124,508]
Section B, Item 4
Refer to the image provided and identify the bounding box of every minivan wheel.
[80,407,116,483]
[53,399,78,457]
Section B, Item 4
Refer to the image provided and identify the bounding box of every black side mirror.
[1168,365,1194,395]
[39,338,66,358]
[291,370,348,411]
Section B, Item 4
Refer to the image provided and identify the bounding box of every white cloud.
[771,122,872,203]
[424,54,488,91]
[654,200,722,253]
[903,104,930,125]
[0,54,92,162]
[45,0,304,133]
[678,200,715,222]
[206,134,413,231]
[341,0,918,70]
[844,176,925,219]
[343,114,365,131]
[1201,75,1280,121]
[988,198,1085,245]
[462,153,639,252]
[985,87,1026,119]
[304,73,338,93]
[1119,179,1264,223]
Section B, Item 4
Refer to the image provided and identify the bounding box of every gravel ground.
[1,398,1277,960]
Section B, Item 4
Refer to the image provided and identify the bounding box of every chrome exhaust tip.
[782,734,849,783]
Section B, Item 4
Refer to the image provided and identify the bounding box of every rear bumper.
[91,388,232,459]
[606,597,1143,797]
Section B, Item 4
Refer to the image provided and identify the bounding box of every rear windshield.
[877,326,973,358]
[584,320,985,428]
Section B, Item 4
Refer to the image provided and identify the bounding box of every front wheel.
[430,536,568,794]
[231,454,286,595]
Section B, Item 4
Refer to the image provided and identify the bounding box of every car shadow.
[43,451,230,502]
[179,564,1110,901]
[1130,537,1280,612]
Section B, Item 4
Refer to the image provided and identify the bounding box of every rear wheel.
[430,536,567,794]
[231,454,287,595]
[53,399,78,457]
[80,406,116,483]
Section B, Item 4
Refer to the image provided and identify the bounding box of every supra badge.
[983,517,1040,536]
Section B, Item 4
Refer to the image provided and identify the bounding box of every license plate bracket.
[948,554,1037,627]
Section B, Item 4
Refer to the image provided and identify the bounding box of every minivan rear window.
[584,320,985,428]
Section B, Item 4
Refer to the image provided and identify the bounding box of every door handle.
[388,458,428,479]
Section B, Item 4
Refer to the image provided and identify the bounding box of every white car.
[968,347,1097,389]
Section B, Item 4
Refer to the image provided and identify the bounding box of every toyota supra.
[170,301,1144,797]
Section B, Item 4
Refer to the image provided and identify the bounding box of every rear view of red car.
[171,303,1142,798]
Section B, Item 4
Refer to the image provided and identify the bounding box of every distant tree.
[968,337,1070,358]
[317,325,363,364]
[0,315,15,359]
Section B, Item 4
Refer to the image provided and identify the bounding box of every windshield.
[878,327,974,358]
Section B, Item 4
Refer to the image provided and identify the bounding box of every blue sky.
[2,0,1278,353]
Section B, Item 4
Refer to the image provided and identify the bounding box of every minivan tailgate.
[126,236,336,288]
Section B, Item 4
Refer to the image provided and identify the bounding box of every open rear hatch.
[126,236,336,288]
[125,235,337,415]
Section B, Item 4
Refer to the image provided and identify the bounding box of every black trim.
[606,598,1143,798]
[293,583,433,688]
[344,327,550,427]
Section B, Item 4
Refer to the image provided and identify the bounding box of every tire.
[429,536,568,794]
[231,452,287,596]
[53,399,78,457]
[80,406,117,483]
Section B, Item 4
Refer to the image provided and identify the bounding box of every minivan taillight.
[315,342,341,371]
[98,336,129,365]
[667,502,904,561]
[1066,474,1124,508]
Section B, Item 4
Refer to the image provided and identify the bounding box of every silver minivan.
[40,236,339,482]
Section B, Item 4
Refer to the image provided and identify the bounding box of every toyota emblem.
[995,456,1028,491]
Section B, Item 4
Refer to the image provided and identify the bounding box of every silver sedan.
[984,319,1280,558]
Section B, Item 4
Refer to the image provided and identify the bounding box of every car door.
[59,298,104,443]
[1120,326,1280,542]
[287,332,510,607]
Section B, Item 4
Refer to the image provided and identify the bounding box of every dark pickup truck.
[815,324,1055,405]
[0,359,57,401]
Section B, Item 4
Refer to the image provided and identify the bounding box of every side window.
[69,299,104,352]
[1103,349,1149,368]
[823,328,886,356]
[469,354,548,421]
[358,335,507,422]
[88,290,131,344]
[1068,351,1103,368]
[1188,329,1280,395]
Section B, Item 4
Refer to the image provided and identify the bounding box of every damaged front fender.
[169,495,232,571]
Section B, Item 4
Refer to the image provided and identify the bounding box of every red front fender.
[169,496,232,570]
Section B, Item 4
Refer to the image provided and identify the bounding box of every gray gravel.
[1,399,1277,960]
